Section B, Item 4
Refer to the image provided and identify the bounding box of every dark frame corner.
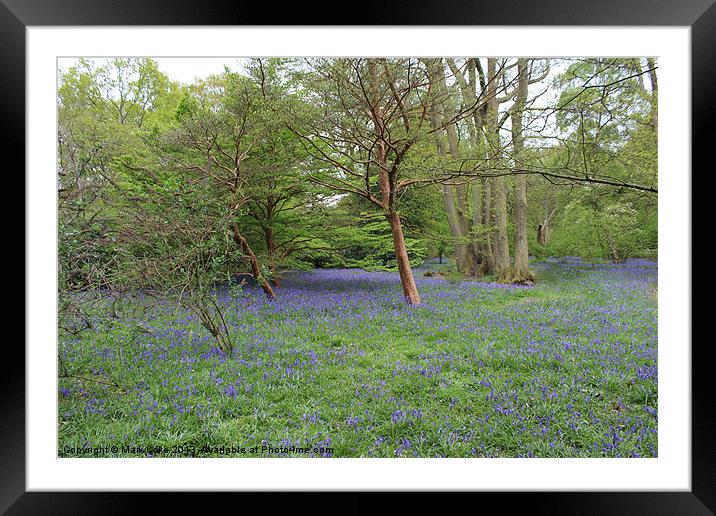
[7,0,711,513]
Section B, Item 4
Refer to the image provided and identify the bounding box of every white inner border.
[27,27,691,491]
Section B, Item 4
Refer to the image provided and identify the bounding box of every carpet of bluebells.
[58,257,658,458]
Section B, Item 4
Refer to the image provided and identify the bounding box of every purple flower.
[391,410,406,424]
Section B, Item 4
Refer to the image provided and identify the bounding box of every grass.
[58,258,658,458]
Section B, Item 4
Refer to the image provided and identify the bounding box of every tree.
[57,56,659,314]
[547,58,657,262]
[287,58,434,304]
[58,58,180,294]
[240,59,331,286]
[506,58,532,283]
[423,58,479,276]
[485,59,512,277]
[162,71,277,299]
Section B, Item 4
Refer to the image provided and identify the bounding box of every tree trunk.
[369,59,421,306]
[537,222,551,246]
[387,211,421,305]
[470,179,483,263]
[605,232,623,263]
[441,184,476,275]
[265,226,280,287]
[486,58,510,276]
[486,60,510,276]
[425,58,478,276]
[445,119,478,275]
[479,178,495,275]
[511,58,531,282]
[490,181,499,261]
[646,58,658,137]
[481,59,512,276]
[538,201,556,246]
[447,57,489,274]
[231,223,276,300]
[513,172,529,273]
[493,176,511,276]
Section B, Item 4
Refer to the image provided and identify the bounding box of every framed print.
[6,0,710,513]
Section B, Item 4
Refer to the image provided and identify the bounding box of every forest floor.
[58,257,658,458]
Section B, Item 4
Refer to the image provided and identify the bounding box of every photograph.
[56,56,659,459]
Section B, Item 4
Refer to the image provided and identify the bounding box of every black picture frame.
[6,1,709,513]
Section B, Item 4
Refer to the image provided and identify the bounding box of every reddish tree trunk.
[231,223,276,300]
[369,60,420,305]
[387,211,421,305]
[265,226,280,287]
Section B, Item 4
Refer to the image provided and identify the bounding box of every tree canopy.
[59,57,658,313]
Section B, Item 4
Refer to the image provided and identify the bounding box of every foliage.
[329,215,426,271]
[58,57,658,294]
